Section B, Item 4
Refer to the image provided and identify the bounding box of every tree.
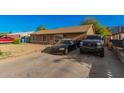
[99,27,111,37]
[35,25,48,32]
[0,33,8,37]
[80,18,111,37]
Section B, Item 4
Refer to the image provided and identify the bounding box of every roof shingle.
[31,24,93,35]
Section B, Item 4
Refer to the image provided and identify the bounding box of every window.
[42,35,47,41]
[32,36,35,40]
[55,34,63,42]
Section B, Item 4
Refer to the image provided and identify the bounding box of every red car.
[0,36,15,43]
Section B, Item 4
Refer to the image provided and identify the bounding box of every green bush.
[13,38,21,44]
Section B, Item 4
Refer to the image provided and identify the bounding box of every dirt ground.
[0,44,124,78]
[0,43,46,58]
[0,49,91,78]
[0,48,123,78]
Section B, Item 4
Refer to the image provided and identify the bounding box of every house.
[7,32,33,43]
[111,32,124,40]
[108,26,124,40]
[7,34,21,39]
[30,24,95,44]
[7,32,33,39]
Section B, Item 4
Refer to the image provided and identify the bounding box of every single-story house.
[30,24,95,44]
[111,32,124,40]
[7,32,33,39]
[108,26,124,40]
[7,34,21,39]
[7,32,33,43]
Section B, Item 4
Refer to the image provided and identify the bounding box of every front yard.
[0,52,11,59]
[0,43,47,59]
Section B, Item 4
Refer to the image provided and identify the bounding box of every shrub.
[13,38,21,44]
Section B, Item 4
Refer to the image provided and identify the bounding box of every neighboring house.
[30,24,95,44]
[112,32,124,40]
[108,26,124,40]
[7,32,33,39]
[7,32,33,43]
[7,34,21,39]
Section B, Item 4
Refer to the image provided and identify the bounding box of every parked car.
[48,39,77,55]
[80,35,104,57]
[0,36,15,44]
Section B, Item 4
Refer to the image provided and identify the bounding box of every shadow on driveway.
[66,50,108,78]
[42,47,124,78]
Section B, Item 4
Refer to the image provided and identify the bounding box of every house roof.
[31,24,93,35]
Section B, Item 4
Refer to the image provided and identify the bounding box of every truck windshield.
[86,36,102,40]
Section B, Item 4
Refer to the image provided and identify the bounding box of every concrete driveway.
[0,48,124,78]
[0,49,91,78]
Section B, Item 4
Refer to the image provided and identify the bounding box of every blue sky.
[0,15,124,33]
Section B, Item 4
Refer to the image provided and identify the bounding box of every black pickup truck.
[79,35,104,57]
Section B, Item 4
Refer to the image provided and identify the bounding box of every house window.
[55,34,63,43]
[42,35,47,41]
[32,35,35,40]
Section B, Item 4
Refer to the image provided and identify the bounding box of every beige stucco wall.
[30,34,54,44]
[120,33,124,40]
[30,33,86,44]
[30,26,95,44]
[63,33,82,39]
[111,33,124,40]
[86,26,95,35]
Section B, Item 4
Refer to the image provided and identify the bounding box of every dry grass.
[0,52,11,59]
[0,43,47,57]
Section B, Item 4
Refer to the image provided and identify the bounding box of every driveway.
[0,48,124,78]
[0,49,91,78]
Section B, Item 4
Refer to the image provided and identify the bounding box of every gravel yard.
[0,43,46,58]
